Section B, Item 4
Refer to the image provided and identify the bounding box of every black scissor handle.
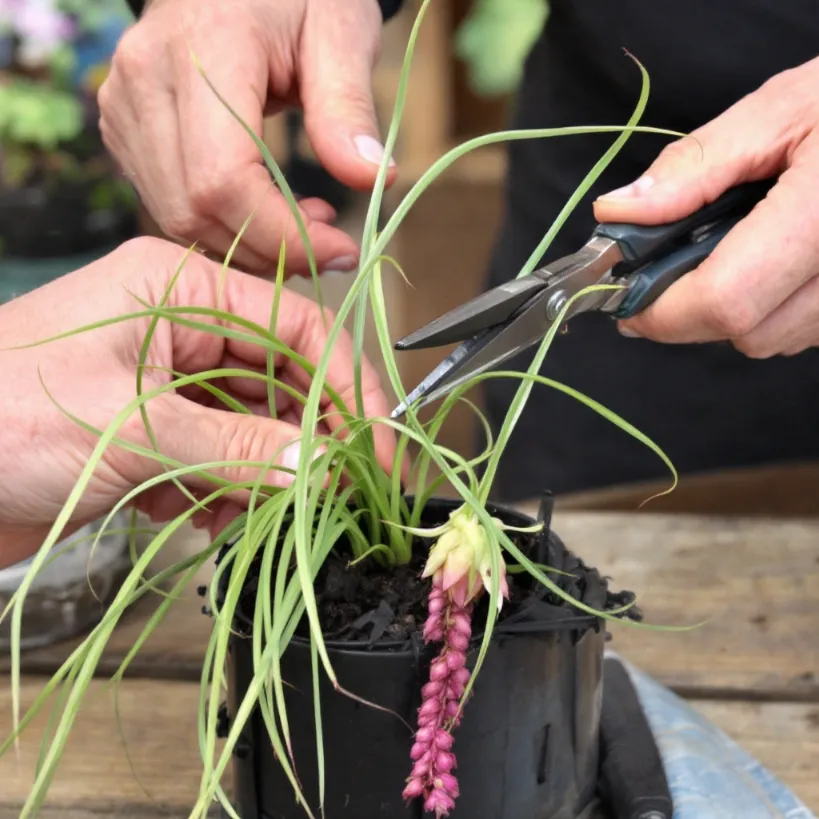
[610,215,739,319]
[593,176,776,270]
[594,176,776,319]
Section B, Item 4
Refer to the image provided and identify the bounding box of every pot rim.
[223,494,612,656]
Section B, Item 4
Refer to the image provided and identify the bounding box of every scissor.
[390,176,775,418]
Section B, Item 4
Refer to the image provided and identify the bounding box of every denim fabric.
[609,652,816,819]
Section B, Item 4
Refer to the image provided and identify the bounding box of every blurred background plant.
[454,0,548,97]
[0,0,137,273]
[0,0,137,650]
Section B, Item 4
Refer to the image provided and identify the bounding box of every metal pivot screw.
[545,290,568,321]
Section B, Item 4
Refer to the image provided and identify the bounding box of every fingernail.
[322,256,358,275]
[353,135,395,167]
[598,175,655,201]
[618,324,642,339]
[273,442,328,486]
[272,441,301,487]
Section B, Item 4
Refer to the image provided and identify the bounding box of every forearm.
[124,0,404,20]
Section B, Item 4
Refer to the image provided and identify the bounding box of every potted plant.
[0,0,137,300]
[1,3,684,817]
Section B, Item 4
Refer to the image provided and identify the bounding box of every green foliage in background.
[455,0,549,97]
[0,80,84,151]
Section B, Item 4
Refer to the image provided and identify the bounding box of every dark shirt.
[483,0,819,500]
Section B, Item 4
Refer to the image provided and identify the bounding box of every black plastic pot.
[216,494,638,819]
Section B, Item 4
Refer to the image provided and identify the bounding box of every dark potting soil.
[225,508,641,649]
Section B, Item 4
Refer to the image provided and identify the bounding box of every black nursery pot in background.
[216,495,639,819]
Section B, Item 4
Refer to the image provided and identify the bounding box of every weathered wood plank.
[1,678,816,815]
[0,678,213,814]
[539,512,819,701]
[554,462,819,517]
[4,512,818,701]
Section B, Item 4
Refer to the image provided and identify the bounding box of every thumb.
[592,81,797,226]
[147,395,325,496]
[299,0,397,191]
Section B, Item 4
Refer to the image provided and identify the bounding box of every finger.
[141,392,325,494]
[300,198,337,224]
[616,157,819,343]
[99,31,191,232]
[134,483,209,523]
[164,252,397,473]
[173,33,359,275]
[731,269,819,358]
[224,285,396,473]
[299,0,397,192]
[592,69,808,226]
[207,501,244,540]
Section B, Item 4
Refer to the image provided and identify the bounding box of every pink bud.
[428,595,445,615]
[411,759,429,778]
[403,778,425,800]
[437,773,460,797]
[446,683,463,700]
[430,659,449,681]
[446,651,465,671]
[449,611,472,636]
[419,698,442,718]
[424,625,445,643]
[415,725,436,743]
[425,788,456,813]
[422,680,444,698]
[445,701,460,719]
[436,751,456,772]
[410,741,427,760]
[453,667,471,686]
[448,630,470,651]
[434,731,454,750]
[418,711,437,727]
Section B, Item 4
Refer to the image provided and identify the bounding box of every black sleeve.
[125,0,403,21]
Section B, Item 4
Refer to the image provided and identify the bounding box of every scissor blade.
[394,276,547,351]
[391,294,550,418]
[391,235,626,417]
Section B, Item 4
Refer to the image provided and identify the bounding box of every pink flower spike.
[405,559,478,816]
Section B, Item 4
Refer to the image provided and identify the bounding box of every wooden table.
[2,509,818,818]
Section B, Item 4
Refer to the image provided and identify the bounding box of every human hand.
[0,237,394,568]
[593,56,819,358]
[98,0,395,276]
